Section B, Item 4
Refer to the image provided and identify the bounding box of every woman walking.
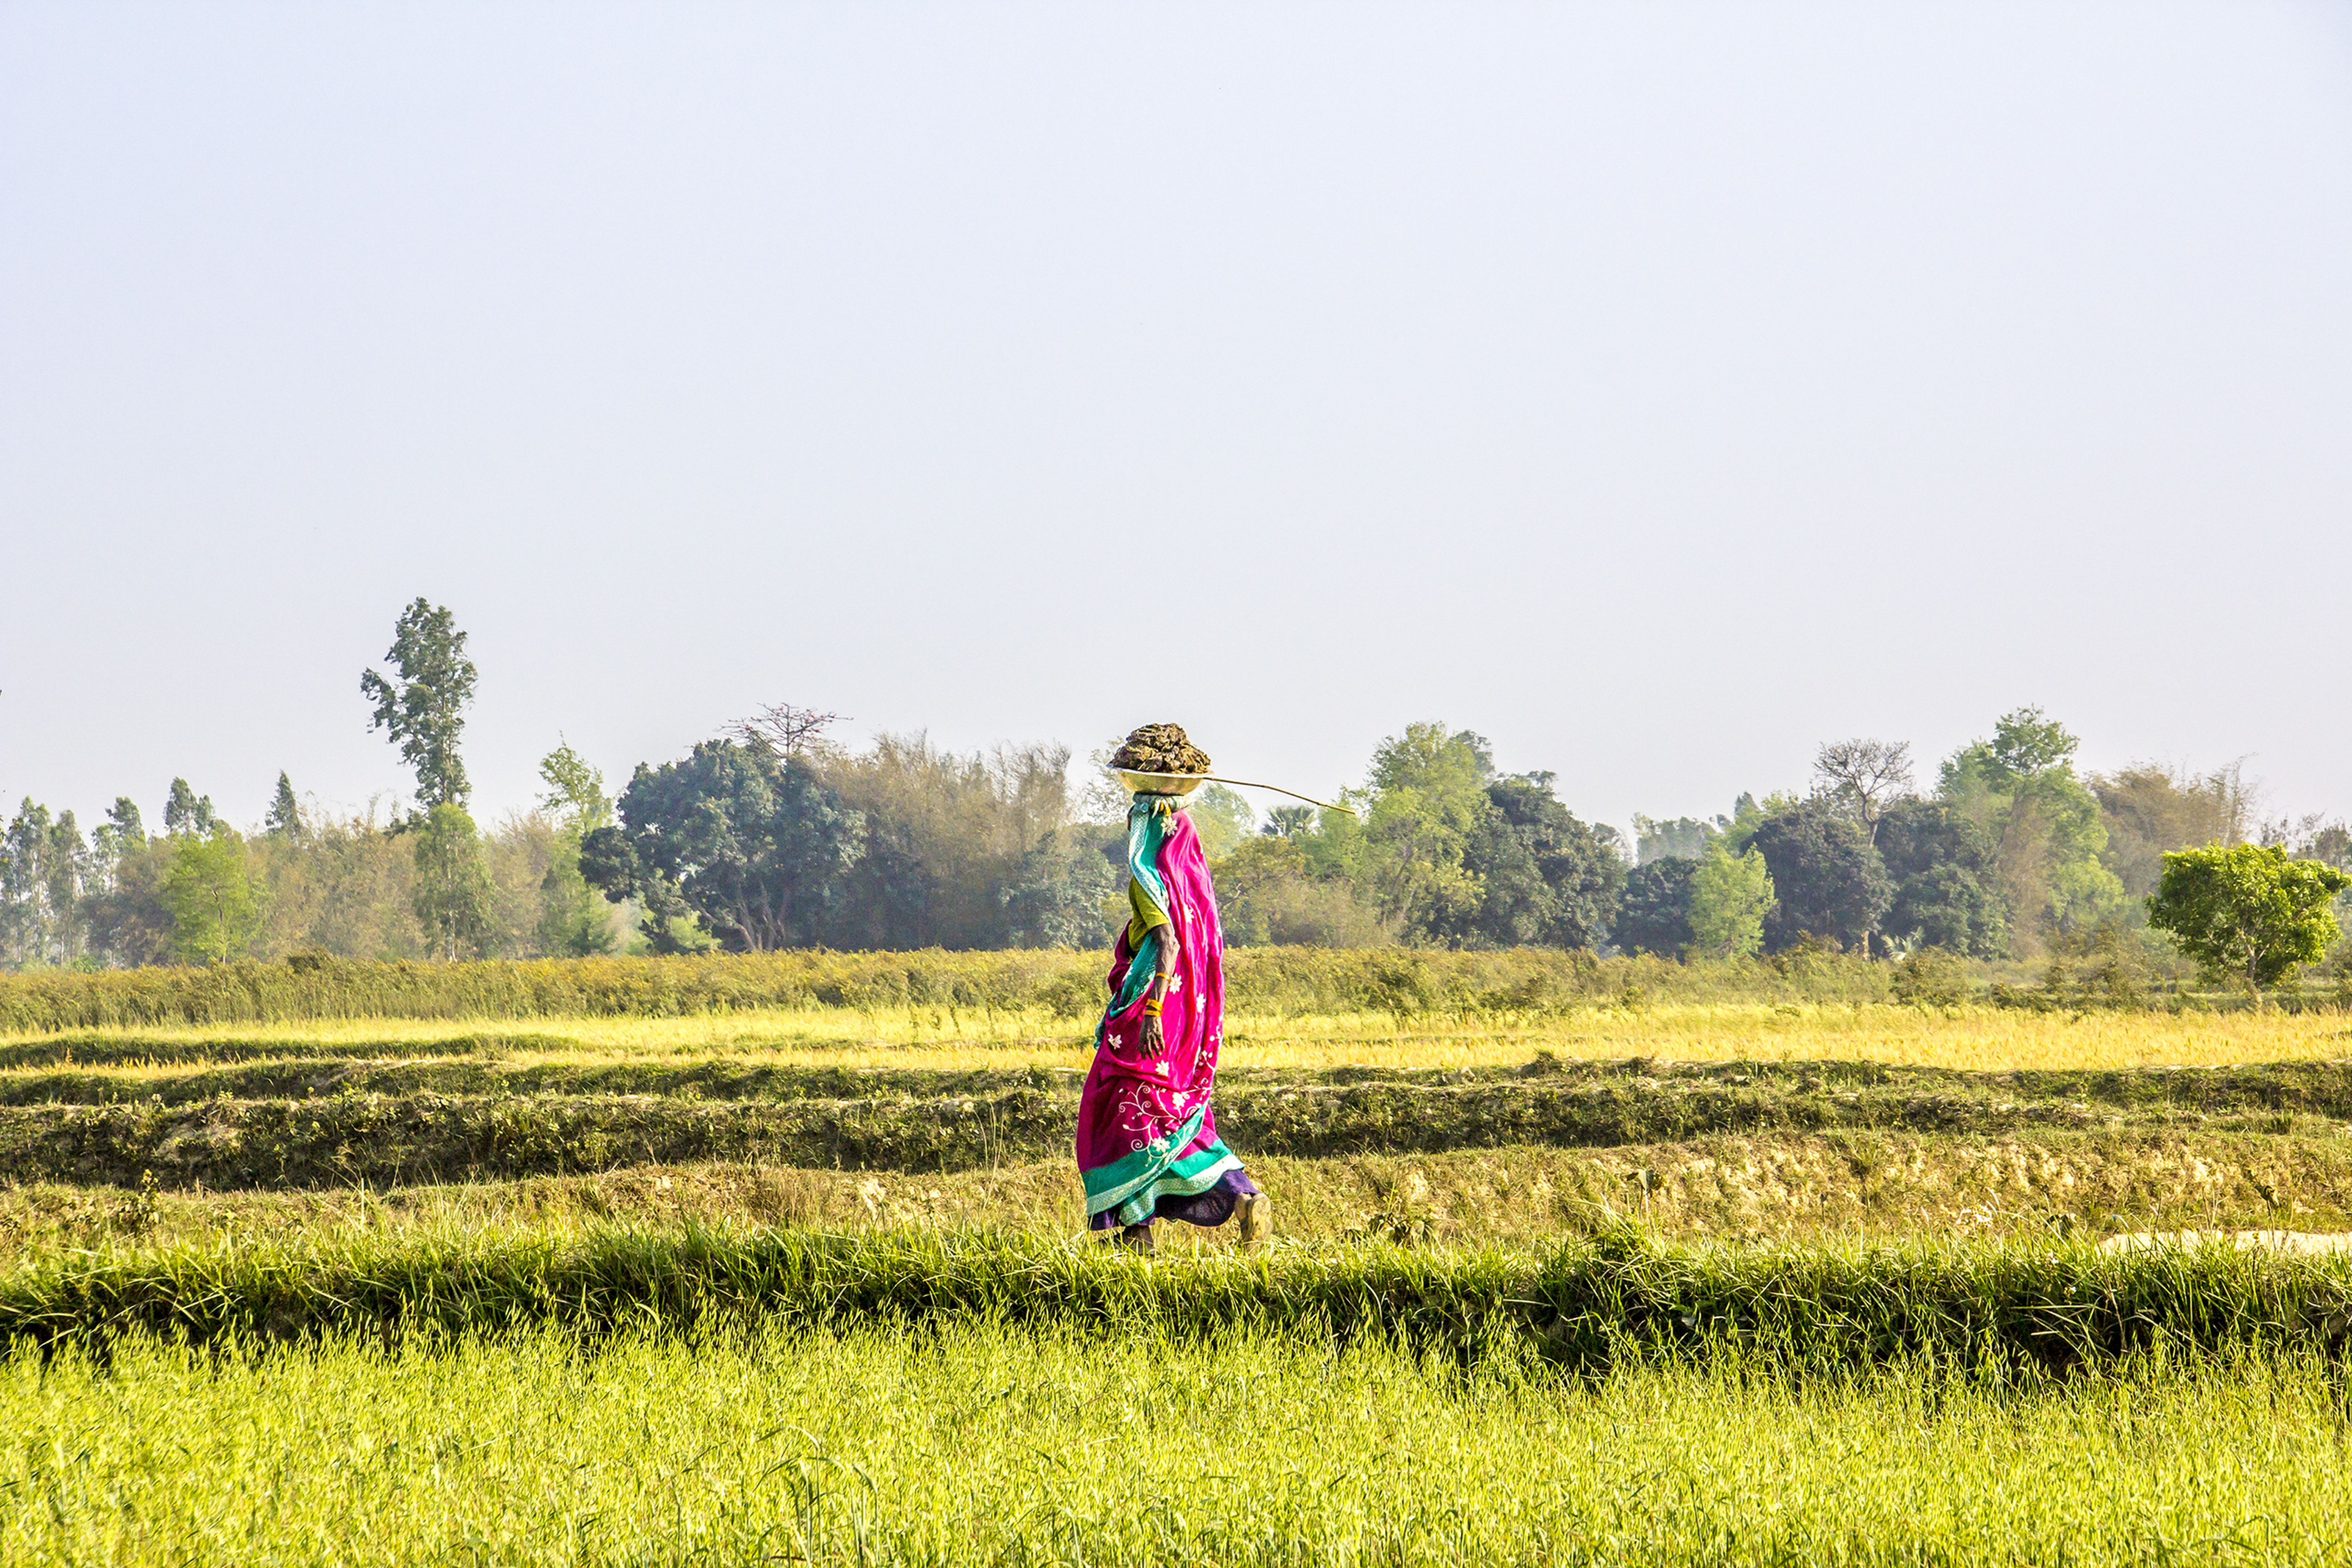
[1077,732,1269,1255]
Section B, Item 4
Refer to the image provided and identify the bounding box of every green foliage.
[582,741,864,952]
[1876,799,2008,956]
[1212,837,1388,947]
[410,803,492,962]
[1437,775,1625,950]
[263,772,304,842]
[1615,855,1698,956]
[2090,762,2252,899]
[1686,841,1772,958]
[1185,784,1256,862]
[1751,799,1889,952]
[161,827,265,965]
[997,826,1123,949]
[359,597,478,810]
[531,742,616,957]
[161,778,214,837]
[1632,814,1719,864]
[1939,707,2124,949]
[535,739,612,836]
[27,1050,2352,1191]
[2146,843,2349,991]
[6,1226,2352,1381]
[1,800,95,969]
[1358,723,1494,935]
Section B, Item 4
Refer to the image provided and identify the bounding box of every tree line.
[5,600,2347,988]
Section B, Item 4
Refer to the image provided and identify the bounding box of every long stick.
[1113,770,1359,816]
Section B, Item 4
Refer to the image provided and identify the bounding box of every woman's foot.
[1118,1222,1156,1257]
[1236,1192,1272,1248]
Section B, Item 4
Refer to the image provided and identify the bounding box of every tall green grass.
[9,1226,2349,1376]
[0,947,1896,1033]
[6,1318,2348,1566]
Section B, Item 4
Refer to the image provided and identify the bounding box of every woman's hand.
[1140,1012,1165,1056]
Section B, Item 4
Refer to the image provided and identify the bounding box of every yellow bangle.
[1141,999,1162,1016]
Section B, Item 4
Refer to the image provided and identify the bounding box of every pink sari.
[1076,795,1258,1230]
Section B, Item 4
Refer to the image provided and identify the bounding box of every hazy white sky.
[4,2,2348,839]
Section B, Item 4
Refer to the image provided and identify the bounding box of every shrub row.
[13,1051,2352,1119]
[0,947,1896,1033]
[15,1063,2350,1188]
[6,1226,2349,1377]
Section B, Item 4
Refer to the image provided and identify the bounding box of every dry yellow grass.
[7,1000,2347,1075]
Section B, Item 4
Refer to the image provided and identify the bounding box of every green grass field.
[4,954,2351,1563]
[9,1323,2351,1566]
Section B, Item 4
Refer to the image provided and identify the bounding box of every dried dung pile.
[1111,723,1211,775]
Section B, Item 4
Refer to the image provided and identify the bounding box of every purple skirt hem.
[1090,1167,1261,1231]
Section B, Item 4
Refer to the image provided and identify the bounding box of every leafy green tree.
[264,772,306,842]
[1357,723,1498,938]
[1211,835,1390,947]
[1938,707,2124,948]
[999,826,1124,948]
[1187,784,1258,862]
[410,802,493,961]
[1687,840,1774,958]
[101,798,144,849]
[360,597,478,810]
[83,803,173,968]
[538,739,615,835]
[2089,763,2252,900]
[1616,855,1699,956]
[580,740,864,951]
[1442,773,1624,950]
[2145,843,2349,992]
[163,778,215,837]
[161,825,265,964]
[1876,799,2009,956]
[533,741,617,956]
[1751,799,1891,952]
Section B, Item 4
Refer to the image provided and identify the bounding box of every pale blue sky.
[4,2,2348,838]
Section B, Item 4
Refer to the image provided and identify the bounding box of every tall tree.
[1357,723,1494,938]
[1875,798,2009,956]
[534,740,617,956]
[1938,707,2122,949]
[1616,855,1700,956]
[360,597,478,810]
[161,826,265,965]
[1687,840,1774,958]
[1443,773,1625,950]
[1632,814,1720,865]
[1750,798,1891,952]
[264,772,306,842]
[104,798,145,847]
[163,778,215,837]
[580,740,864,951]
[538,739,614,835]
[2089,762,2252,900]
[410,802,493,960]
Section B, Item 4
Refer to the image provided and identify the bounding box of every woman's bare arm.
[1139,927,1179,1055]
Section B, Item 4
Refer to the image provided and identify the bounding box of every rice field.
[7,1319,2351,1567]
[5,968,2351,1564]
[8,998,2349,1074]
